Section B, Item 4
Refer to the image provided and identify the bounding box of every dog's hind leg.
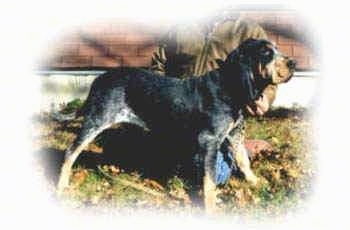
[57,121,111,195]
[57,106,147,195]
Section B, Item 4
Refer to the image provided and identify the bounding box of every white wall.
[273,76,318,108]
[38,73,318,112]
[40,75,97,112]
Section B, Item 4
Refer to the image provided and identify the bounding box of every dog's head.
[218,38,296,111]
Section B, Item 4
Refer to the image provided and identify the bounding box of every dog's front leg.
[227,123,259,185]
[231,144,258,185]
[203,153,218,214]
[198,131,219,214]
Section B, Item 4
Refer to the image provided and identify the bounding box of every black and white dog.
[56,39,295,212]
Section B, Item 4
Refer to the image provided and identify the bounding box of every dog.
[56,38,295,212]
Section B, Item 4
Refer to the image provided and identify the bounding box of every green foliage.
[60,98,84,114]
[167,176,188,191]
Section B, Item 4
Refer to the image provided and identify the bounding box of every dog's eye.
[261,49,272,57]
[260,48,275,63]
[263,50,271,56]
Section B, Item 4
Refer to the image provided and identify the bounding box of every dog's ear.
[240,65,257,103]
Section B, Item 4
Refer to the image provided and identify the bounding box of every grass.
[33,102,315,218]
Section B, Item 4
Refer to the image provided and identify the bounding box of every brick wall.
[39,11,317,71]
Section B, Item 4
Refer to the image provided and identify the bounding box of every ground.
[32,101,315,218]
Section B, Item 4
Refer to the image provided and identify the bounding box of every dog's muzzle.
[271,57,297,84]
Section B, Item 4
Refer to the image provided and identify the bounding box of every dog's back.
[79,67,230,132]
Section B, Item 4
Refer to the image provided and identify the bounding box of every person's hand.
[246,93,269,116]
[244,139,273,157]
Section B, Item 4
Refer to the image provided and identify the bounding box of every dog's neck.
[187,68,245,119]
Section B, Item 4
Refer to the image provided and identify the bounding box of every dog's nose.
[287,59,297,69]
